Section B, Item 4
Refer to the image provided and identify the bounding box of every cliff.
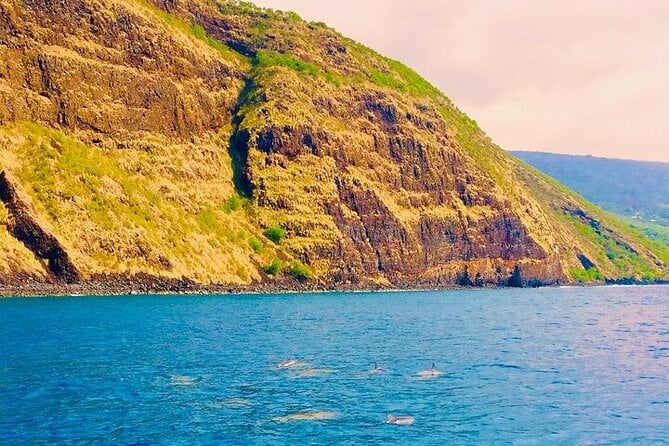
[0,0,667,294]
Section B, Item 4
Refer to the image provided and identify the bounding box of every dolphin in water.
[354,362,389,378]
[370,362,388,373]
[386,414,415,425]
[416,363,444,378]
[276,359,305,369]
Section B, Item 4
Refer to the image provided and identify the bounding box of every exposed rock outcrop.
[0,171,79,283]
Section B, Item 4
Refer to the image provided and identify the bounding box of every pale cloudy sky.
[253,0,669,162]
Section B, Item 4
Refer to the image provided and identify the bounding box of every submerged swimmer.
[170,375,199,386]
[222,398,252,407]
[354,362,389,378]
[386,414,415,425]
[416,363,444,378]
[273,410,338,423]
[296,367,336,378]
[370,362,388,373]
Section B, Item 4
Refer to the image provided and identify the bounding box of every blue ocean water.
[1,286,668,445]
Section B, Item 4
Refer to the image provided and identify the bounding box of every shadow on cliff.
[227,78,256,198]
[0,171,80,284]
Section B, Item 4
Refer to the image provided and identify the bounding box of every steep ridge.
[0,0,666,294]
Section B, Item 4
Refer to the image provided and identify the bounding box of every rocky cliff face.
[0,0,666,294]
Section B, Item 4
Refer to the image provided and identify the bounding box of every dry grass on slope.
[0,122,287,285]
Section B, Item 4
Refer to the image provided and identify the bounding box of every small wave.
[223,398,252,407]
[534,369,559,375]
[551,380,576,385]
[171,375,199,386]
[472,363,523,370]
[648,346,669,355]
[638,375,660,381]
[209,398,252,409]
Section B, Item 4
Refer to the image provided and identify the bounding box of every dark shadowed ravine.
[1,286,668,444]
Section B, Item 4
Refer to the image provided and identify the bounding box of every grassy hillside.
[0,0,666,293]
[628,220,669,246]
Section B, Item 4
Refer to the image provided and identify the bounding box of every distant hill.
[512,152,669,227]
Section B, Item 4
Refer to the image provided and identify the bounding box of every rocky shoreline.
[1,274,666,298]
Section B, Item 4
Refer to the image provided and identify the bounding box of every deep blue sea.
[1,286,668,445]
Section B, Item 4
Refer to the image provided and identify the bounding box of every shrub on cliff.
[263,225,286,244]
[288,260,311,281]
[248,236,263,253]
[570,267,604,283]
[263,258,282,276]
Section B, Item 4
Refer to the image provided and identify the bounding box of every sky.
[252,0,669,163]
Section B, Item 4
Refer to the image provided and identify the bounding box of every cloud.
[252,0,669,162]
